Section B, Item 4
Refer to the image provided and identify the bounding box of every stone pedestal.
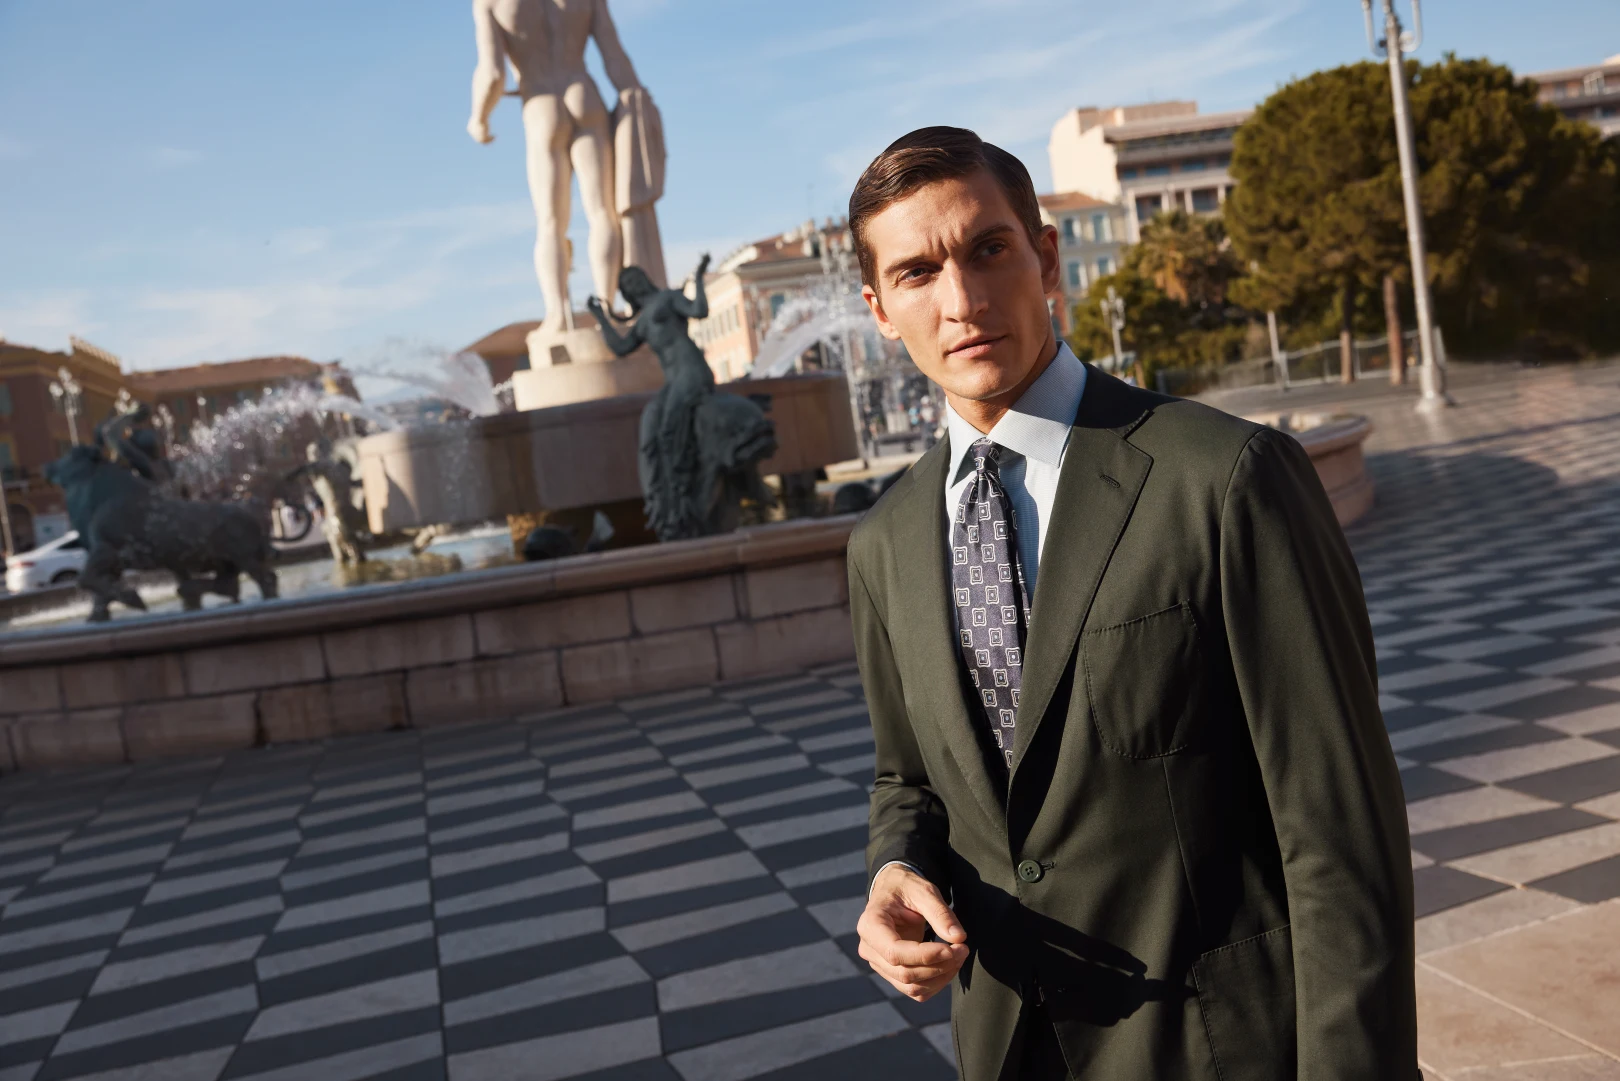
[513,319,663,411]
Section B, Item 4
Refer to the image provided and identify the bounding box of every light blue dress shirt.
[941,342,1089,593]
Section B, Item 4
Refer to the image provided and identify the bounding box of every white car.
[5,532,88,593]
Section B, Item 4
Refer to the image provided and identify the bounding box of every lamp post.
[1361,0,1451,411]
[1100,286,1138,386]
[48,366,84,446]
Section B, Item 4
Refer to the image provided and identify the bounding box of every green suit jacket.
[847,366,1418,1080]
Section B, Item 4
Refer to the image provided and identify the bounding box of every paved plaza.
[3,361,1620,1080]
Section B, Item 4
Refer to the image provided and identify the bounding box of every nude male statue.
[468,0,664,333]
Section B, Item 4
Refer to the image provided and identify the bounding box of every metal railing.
[1156,329,1428,397]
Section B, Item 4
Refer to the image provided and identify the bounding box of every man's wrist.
[869,860,921,897]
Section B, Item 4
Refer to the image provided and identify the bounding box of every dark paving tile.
[1400,671,1531,705]
[443,985,656,1056]
[661,976,881,1053]
[608,873,779,928]
[219,1005,442,1079]
[1501,754,1620,804]
[437,932,624,1000]
[66,964,253,1029]
[750,828,870,875]
[1403,723,1560,764]
[561,1058,681,1081]
[1489,684,1620,722]
[1411,808,1612,862]
[257,938,439,1008]
[1412,865,1508,919]
[34,1013,255,1081]
[751,1027,955,1081]
[587,832,746,881]
[1398,766,1481,803]
[1529,853,1620,904]
[633,910,827,979]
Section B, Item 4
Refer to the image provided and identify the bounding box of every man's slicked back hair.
[848,126,1044,289]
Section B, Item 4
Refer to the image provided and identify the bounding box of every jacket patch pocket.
[1080,602,1207,758]
[1192,925,1296,1081]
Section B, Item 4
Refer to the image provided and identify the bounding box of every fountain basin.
[1247,411,1375,526]
[0,515,859,774]
[358,371,860,533]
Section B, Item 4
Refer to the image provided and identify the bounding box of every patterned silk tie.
[950,437,1031,770]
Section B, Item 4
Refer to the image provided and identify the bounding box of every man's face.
[860,170,1060,406]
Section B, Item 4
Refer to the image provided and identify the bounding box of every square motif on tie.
[978,502,991,521]
[998,564,1013,582]
[981,688,996,707]
[956,505,965,523]
[993,520,1008,540]
[954,546,968,566]
[972,607,986,627]
[968,668,980,687]
[1005,646,1021,665]
[985,584,999,604]
[994,668,1009,687]
[955,587,970,607]
[1001,605,1017,622]
[999,708,1015,727]
[969,565,983,585]
[981,543,996,562]
[967,524,979,544]
[975,648,990,667]
[959,629,973,648]
[988,627,1003,647]
[1010,688,1020,707]
[994,729,1005,748]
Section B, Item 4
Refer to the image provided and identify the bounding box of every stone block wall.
[0,516,860,773]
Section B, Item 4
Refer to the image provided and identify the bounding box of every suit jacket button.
[1017,859,1043,883]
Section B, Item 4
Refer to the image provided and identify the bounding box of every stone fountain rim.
[0,513,861,669]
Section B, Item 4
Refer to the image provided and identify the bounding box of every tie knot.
[971,438,1003,475]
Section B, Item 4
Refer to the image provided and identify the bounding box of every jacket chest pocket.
[1080,602,1208,758]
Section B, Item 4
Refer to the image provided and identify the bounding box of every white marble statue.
[468,0,668,335]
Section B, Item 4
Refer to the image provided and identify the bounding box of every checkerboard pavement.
[2,361,1619,1080]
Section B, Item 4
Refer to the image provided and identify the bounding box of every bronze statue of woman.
[587,256,777,540]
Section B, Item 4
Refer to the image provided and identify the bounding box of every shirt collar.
[945,341,1088,485]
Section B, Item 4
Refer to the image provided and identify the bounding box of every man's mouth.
[946,333,1007,359]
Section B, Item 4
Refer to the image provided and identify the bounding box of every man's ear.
[1036,223,1061,297]
[862,284,903,342]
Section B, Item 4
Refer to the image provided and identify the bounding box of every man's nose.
[939,262,988,323]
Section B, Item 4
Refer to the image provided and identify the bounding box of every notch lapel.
[1009,368,1154,779]
[888,436,1006,831]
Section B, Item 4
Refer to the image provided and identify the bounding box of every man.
[846,127,1417,1080]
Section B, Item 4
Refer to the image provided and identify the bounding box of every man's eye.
[900,267,929,281]
[980,242,1007,257]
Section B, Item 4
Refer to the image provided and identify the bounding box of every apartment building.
[1038,192,1128,335]
[1527,53,1620,141]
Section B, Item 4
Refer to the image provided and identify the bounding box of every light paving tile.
[575,819,726,863]
[298,793,422,830]
[0,948,107,993]
[245,969,438,1041]
[1501,608,1618,633]
[163,829,302,873]
[547,746,661,780]
[1406,787,1561,835]
[572,791,706,831]
[1435,738,1617,785]
[3,871,154,919]
[304,773,419,805]
[735,805,868,850]
[446,1015,659,1081]
[806,895,865,938]
[745,689,851,717]
[59,818,189,856]
[278,846,426,892]
[443,955,649,1027]
[119,896,282,947]
[645,717,755,747]
[0,909,132,957]
[87,798,199,828]
[426,779,545,818]
[776,850,866,889]
[1413,964,1592,1076]
[667,735,792,768]
[1379,693,1412,713]
[256,921,434,981]
[761,702,871,734]
[819,752,876,776]
[60,1046,235,1081]
[921,1021,954,1063]
[53,985,257,1056]
[294,817,424,858]
[422,742,525,771]
[686,754,812,790]
[274,881,429,932]
[612,891,798,952]
[143,859,287,905]
[91,935,264,995]
[438,906,605,966]
[40,844,174,883]
[549,767,678,803]
[0,808,96,841]
[0,830,73,860]
[428,802,565,846]
[1539,704,1620,737]
[1376,622,1483,648]
[1413,887,1581,956]
[1526,644,1620,677]
[666,1000,909,1081]
[434,865,601,919]
[180,804,303,842]
[424,759,541,793]
[1576,792,1620,819]
[1450,821,1620,885]
[607,851,768,905]
[0,854,53,883]
[1416,633,1554,662]
[657,939,856,1012]
[429,833,568,879]
[1430,677,1577,713]
[712,778,859,818]
[0,1000,78,1047]
[796,727,874,754]
[1388,715,1519,753]
[234,1031,441,1081]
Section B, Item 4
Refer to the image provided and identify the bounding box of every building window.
[770,294,784,320]
[1120,167,1139,179]
[1585,72,1607,96]
[1181,159,1209,172]
[0,439,14,478]
[0,382,11,418]
[1067,261,1082,289]
[1144,164,1170,177]
[1062,217,1078,242]
[1096,256,1112,278]
[1135,194,1162,223]
[1191,187,1221,213]
[1091,212,1110,243]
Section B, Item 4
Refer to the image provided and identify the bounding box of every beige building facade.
[1527,54,1620,141]
[1037,192,1128,335]
[1049,101,1251,242]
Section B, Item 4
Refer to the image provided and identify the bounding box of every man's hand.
[857,864,968,1002]
[467,118,494,144]
[697,252,711,276]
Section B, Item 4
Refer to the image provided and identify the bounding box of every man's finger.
[903,881,967,944]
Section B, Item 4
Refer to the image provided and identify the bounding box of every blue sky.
[0,0,1614,383]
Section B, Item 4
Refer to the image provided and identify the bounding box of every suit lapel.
[1009,368,1154,779]
[889,437,1006,831]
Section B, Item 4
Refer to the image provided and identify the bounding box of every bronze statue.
[586,257,778,540]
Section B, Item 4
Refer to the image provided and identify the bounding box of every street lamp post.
[1100,286,1137,385]
[48,367,85,446]
[1362,0,1451,411]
